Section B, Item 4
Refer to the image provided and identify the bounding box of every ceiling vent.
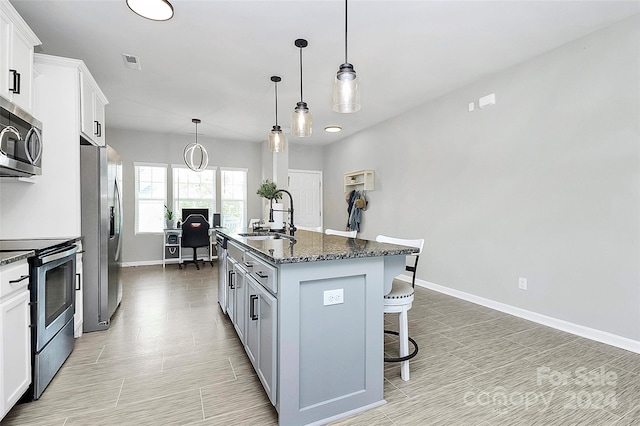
[122,53,141,71]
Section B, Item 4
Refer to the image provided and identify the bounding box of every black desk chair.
[180,214,210,270]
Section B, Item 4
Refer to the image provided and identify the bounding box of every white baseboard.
[399,274,640,354]
[121,260,163,267]
[122,258,216,268]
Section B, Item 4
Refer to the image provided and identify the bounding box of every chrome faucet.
[269,189,296,236]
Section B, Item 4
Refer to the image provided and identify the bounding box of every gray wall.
[323,16,640,340]
[107,128,263,264]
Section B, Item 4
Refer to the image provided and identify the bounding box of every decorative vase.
[166,219,176,229]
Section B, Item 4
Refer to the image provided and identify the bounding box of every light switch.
[468,102,475,112]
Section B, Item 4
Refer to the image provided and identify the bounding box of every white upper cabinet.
[0,54,108,240]
[0,0,41,113]
[80,70,107,146]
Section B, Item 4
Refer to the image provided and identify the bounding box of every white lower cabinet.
[0,261,31,420]
[246,274,277,405]
[232,262,248,344]
[225,257,236,321]
[74,248,83,338]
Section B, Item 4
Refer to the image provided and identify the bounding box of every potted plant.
[256,179,283,201]
[256,179,284,230]
[164,205,176,229]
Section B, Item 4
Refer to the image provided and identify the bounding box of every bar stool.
[325,228,357,237]
[376,235,424,381]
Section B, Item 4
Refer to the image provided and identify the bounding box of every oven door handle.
[39,245,79,264]
[9,274,29,284]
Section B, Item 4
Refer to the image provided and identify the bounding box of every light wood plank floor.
[2,264,639,425]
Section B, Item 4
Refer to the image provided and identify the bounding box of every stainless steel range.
[0,238,78,400]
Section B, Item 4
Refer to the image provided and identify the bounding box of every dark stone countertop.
[0,251,34,266]
[218,228,417,265]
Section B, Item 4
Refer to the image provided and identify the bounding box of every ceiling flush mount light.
[324,126,342,133]
[183,118,209,172]
[291,39,312,138]
[126,0,174,21]
[268,76,286,153]
[332,0,360,113]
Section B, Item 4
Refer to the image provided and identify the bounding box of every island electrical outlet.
[324,289,344,306]
[519,277,528,290]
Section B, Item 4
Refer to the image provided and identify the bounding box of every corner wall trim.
[397,274,640,354]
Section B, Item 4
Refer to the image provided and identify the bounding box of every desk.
[162,229,219,268]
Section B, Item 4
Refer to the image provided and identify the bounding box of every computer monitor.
[182,208,209,223]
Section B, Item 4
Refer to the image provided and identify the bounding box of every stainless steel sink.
[238,232,296,242]
[239,233,277,240]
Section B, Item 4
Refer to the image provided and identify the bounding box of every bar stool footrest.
[383,329,419,362]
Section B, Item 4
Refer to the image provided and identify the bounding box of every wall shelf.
[344,170,374,192]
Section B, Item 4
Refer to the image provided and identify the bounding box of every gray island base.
[217,229,416,425]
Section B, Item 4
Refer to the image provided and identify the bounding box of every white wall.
[323,16,640,341]
[107,128,263,264]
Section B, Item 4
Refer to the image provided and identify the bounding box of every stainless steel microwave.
[0,96,43,177]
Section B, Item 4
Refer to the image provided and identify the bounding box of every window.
[134,163,167,234]
[172,165,216,223]
[221,168,247,229]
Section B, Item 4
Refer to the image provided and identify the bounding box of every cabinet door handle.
[97,122,102,137]
[75,273,81,291]
[9,69,20,94]
[243,261,253,269]
[94,120,100,136]
[228,270,235,289]
[9,274,29,284]
[249,294,258,320]
[256,271,268,279]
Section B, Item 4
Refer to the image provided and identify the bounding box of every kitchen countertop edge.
[218,229,418,265]
[0,250,35,266]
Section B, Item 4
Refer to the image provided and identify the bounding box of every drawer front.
[1,261,30,299]
[227,240,246,263]
[164,246,180,259]
[245,251,277,294]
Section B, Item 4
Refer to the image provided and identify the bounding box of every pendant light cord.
[299,47,304,102]
[274,80,279,126]
[344,0,348,64]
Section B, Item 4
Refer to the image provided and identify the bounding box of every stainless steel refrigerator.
[80,144,123,332]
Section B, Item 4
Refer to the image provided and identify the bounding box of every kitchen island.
[217,229,417,426]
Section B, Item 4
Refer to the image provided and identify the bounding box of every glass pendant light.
[268,76,286,153]
[183,119,209,172]
[332,0,360,113]
[291,39,312,137]
[126,0,174,21]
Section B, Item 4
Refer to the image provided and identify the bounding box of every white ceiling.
[11,0,640,146]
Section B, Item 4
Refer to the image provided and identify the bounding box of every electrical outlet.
[519,277,528,290]
[323,289,344,306]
